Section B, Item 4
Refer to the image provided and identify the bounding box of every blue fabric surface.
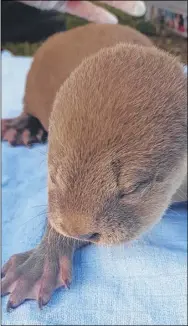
[2,52,187,325]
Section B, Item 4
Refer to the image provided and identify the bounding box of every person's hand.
[18,1,146,24]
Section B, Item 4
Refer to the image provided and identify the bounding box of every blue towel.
[2,52,187,325]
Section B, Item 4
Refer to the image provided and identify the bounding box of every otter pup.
[1,25,187,311]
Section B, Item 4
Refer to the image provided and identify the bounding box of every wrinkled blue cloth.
[2,52,187,325]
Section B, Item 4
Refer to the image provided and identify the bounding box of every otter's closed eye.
[118,180,151,199]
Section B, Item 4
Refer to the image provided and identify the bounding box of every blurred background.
[1,0,187,64]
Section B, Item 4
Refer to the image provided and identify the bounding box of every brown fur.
[22,23,187,244]
[24,24,153,130]
[47,42,187,245]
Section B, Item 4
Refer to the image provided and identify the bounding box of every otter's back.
[24,23,153,130]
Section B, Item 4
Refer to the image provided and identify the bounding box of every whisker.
[174,192,186,201]
[39,159,47,168]
[35,148,48,156]
[38,185,48,192]
[17,214,47,233]
[35,210,49,218]
[167,207,183,218]
[31,204,48,209]
[176,188,187,199]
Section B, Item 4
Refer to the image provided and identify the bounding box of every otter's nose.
[76,232,100,241]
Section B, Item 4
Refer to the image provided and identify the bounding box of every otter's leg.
[1,225,85,311]
[1,113,47,146]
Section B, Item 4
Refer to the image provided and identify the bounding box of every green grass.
[2,42,42,56]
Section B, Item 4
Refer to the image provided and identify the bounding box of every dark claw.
[1,271,5,279]
[2,290,9,297]
[1,277,12,297]
[1,262,9,278]
[64,279,70,289]
[6,300,14,313]
[38,296,50,309]
[38,296,44,310]
[9,142,16,147]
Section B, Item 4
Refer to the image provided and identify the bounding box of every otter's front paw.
[1,247,72,311]
[1,113,47,146]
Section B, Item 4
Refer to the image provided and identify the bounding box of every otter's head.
[48,44,187,245]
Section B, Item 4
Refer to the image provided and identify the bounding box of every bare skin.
[1,225,85,311]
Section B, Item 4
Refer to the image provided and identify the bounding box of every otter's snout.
[49,210,100,242]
